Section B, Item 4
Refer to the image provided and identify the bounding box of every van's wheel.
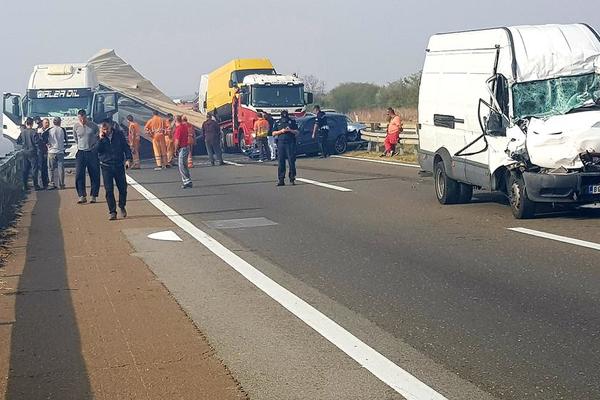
[434,160,460,204]
[333,135,347,154]
[507,173,536,219]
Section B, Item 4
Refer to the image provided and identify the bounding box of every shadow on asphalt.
[6,191,92,399]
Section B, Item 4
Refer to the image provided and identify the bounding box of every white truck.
[418,23,600,218]
[2,63,119,160]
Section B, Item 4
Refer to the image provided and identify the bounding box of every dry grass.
[347,107,417,125]
[345,149,418,164]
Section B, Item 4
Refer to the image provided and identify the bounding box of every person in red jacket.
[173,115,192,188]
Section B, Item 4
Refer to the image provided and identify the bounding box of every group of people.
[17,116,68,191]
[143,110,196,171]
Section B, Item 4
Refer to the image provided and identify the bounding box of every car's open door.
[2,93,23,140]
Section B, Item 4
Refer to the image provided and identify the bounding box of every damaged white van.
[418,23,600,218]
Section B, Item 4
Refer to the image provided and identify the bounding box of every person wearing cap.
[126,115,141,169]
[145,110,168,170]
[46,117,67,190]
[73,109,101,204]
[272,110,299,186]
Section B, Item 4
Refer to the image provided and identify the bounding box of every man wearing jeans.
[73,109,100,204]
[97,120,132,220]
[173,115,192,188]
[46,117,66,190]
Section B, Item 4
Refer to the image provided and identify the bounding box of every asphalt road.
[127,153,600,400]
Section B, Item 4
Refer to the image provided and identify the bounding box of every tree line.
[302,72,421,113]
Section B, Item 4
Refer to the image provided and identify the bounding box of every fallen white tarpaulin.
[88,49,205,128]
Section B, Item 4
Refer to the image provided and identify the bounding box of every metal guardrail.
[360,128,419,152]
[0,151,24,228]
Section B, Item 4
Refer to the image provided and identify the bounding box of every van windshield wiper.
[565,102,600,114]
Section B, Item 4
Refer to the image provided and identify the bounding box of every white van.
[418,24,600,218]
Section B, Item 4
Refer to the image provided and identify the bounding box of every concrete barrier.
[0,151,24,229]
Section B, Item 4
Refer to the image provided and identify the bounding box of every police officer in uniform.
[312,105,329,158]
[273,110,299,186]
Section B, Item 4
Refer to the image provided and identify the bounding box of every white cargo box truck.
[418,23,600,218]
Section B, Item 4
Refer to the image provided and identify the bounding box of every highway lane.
[127,154,600,400]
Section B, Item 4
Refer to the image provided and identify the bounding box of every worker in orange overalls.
[182,115,196,168]
[163,113,176,166]
[381,107,403,157]
[127,115,141,169]
[145,110,168,170]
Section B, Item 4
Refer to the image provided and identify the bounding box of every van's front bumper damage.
[523,171,600,203]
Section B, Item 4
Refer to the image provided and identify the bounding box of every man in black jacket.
[97,120,133,220]
[17,118,40,191]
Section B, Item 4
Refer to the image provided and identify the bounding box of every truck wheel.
[434,160,460,204]
[507,173,536,219]
[458,183,473,203]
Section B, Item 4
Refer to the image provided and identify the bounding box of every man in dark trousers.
[312,105,329,158]
[73,109,100,204]
[202,112,224,166]
[97,120,132,221]
[36,118,50,189]
[17,118,40,191]
[273,110,299,186]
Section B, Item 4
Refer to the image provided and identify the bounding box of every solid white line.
[331,155,420,168]
[295,177,353,192]
[508,227,600,251]
[223,160,243,167]
[126,174,447,400]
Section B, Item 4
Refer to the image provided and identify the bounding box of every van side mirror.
[486,111,507,136]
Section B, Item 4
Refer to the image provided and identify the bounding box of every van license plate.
[588,185,600,195]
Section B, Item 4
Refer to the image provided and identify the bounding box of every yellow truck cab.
[199,58,276,120]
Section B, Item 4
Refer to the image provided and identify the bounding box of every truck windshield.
[251,85,304,108]
[28,97,92,118]
[513,73,600,120]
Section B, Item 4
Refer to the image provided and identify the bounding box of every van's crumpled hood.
[526,111,600,169]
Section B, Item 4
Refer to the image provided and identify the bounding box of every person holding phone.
[97,120,133,220]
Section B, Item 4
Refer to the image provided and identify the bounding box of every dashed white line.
[295,177,352,192]
[126,174,447,400]
[508,227,600,251]
[223,160,243,167]
[331,155,420,168]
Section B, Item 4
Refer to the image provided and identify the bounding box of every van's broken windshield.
[512,73,600,120]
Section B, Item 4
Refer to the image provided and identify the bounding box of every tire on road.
[507,172,536,219]
[434,160,460,204]
[333,135,348,154]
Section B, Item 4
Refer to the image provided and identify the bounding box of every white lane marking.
[295,177,353,192]
[223,160,243,166]
[126,174,447,400]
[147,230,183,242]
[331,155,420,168]
[508,227,600,251]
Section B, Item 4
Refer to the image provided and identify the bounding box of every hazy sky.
[2,0,599,96]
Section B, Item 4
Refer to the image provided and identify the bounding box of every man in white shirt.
[47,117,67,190]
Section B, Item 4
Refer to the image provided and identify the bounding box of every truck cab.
[418,23,600,218]
[2,64,118,161]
